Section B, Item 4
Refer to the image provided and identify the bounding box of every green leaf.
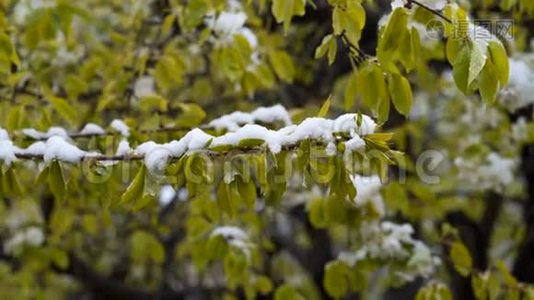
[49,248,69,270]
[130,231,165,264]
[324,261,350,298]
[501,0,518,10]
[176,103,207,127]
[154,55,184,91]
[332,2,365,45]
[479,61,499,104]
[48,160,66,201]
[274,284,298,300]
[496,260,517,287]
[216,182,235,216]
[446,38,465,66]
[387,73,413,116]
[381,8,409,53]
[269,50,295,83]
[0,32,20,67]
[315,34,337,65]
[271,0,306,33]
[185,154,212,184]
[161,13,176,36]
[139,94,168,112]
[487,41,509,85]
[64,75,88,99]
[472,273,488,300]
[318,95,331,117]
[120,165,146,204]
[307,197,327,228]
[450,241,472,277]
[452,46,471,94]
[133,193,156,211]
[236,177,256,207]
[48,96,78,125]
[358,62,388,114]
[468,39,488,86]
[255,275,273,295]
[0,167,23,197]
[345,72,358,110]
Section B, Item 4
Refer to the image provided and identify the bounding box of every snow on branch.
[0,109,379,172]
[15,105,292,141]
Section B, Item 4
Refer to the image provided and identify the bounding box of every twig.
[408,0,452,24]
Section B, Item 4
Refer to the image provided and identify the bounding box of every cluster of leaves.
[2,0,534,299]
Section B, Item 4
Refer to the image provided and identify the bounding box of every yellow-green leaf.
[121,165,146,204]
[48,96,78,125]
[450,241,472,277]
[318,95,331,117]
[488,41,509,85]
[48,160,66,201]
[388,73,413,116]
[269,50,295,83]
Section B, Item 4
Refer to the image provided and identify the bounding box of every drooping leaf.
[318,95,331,117]
[324,261,350,298]
[120,165,146,204]
[48,160,66,201]
[388,73,413,116]
[450,241,472,277]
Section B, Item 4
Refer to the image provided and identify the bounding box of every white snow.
[22,127,69,139]
[286,118,335,143]
[209,105,292,132]
[1,107,377,169]
[337,220,437,282]
[252,104,292,126]
[116,139,132,156]
[345,136,366,153]
[21,128,46,139]
[144,147,171,174]
[18,141,46,156]
[212,11,247,36]
[340,221,413,263]
[454,152,516,192]
[238,27,258,48]
[177,188,188,201]
[134,76,156,98]
[333,114,377,136]
[159,185,176,206]
[501,58,534,111]
[326,142,337,156]
[3,226,44,254]
[390,0,405,9]
[211,226,248,241]
[110,120,130,137]
[209,111,255,131]
[204,4,259,81]
[80,123,106,135]
[211,226,251,257]
[466,24,496,62]
[0,127,9,140]
[351,175,385,216]
[42,136,87,163]
[481,153,516,186]
[210,124,285,153]
[0,140,17,166]
[135,128,213,172]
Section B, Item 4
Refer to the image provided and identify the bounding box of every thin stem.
[408,0,452,24]
[340,33,369,65]
[12,136,366,163]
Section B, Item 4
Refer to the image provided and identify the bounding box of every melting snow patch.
[110,120,130,137]
[80,123,106,135]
